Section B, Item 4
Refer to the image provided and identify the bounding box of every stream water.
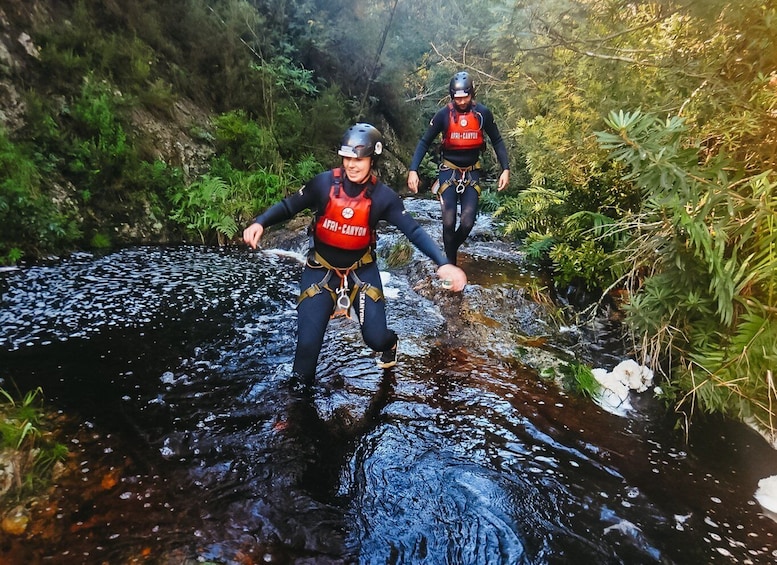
[1,199,777,564]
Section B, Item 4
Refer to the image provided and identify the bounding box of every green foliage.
[598,109,777,430]
[288,86,349,163]
[560,361,601,399]
[0,386,68,502]
[383,238,414,268]
[170,174,241,244]
[169,102,332,245]
[0,128,80,263]
[8,0,393,257]
[127,159,185,197]
[478,189,501,214]
[170,155,323,244]
[549,239,615,291]
[137,78,177,117]
[522,232,556,265]
[213,110,280,171]
[64,76,131,192]
[90,233,112,249]
[495,185,626,292]
[415,155,440,190]
[252,56,319,99]
[0,387,44,449]
[483,0,776,303]
[36,1,158,95]
[247,60,346,163]
[288,154,326,188]
[495,186,568,237]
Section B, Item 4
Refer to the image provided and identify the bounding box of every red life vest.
[315,168,375,250]
[441,102,485,151]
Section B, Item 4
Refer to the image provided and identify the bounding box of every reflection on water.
[1,210,777,563]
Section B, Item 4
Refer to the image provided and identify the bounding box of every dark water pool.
[1,215,777,564]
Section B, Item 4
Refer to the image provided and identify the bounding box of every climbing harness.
[297,251,384,324]
[437,159,482,196]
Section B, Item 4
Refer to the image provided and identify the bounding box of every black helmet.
[449,71,475,98]
[338,123,384,158]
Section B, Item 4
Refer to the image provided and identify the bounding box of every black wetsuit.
[409,101,510,264]
[255,169,449,380]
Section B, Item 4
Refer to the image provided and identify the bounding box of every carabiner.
[455,170,468,194]
[337,287,351,310]
[336,273,351,310]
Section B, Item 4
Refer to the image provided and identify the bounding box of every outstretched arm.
[386,204,468,292]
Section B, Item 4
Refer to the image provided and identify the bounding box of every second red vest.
[442,103,485,151]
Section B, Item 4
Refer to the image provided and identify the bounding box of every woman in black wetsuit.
[243,123,466,385]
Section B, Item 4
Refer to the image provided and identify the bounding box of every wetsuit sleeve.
[380,189,449,266]
[399,217,450,266]
[481,106,510,171]
[253,173,324,227]
[408,108,447,172]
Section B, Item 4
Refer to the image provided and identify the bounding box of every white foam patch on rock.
[592,360,654,416]
[755,475,777,522]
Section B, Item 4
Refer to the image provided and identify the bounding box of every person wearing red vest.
[243,123,466,387]
[407,71,510,265]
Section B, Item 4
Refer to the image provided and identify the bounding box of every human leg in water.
[439,170,460,265]
[439,171,481,265]
[453,183,480,254]
[293,264,336,385]
[349,263,398,367]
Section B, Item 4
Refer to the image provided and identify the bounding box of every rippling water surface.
[2,200,777,564]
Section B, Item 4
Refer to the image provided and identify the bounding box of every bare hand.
[243,223,264,249]
[497,169,510,192]
[436,264,467,292]
[407,171,420,194]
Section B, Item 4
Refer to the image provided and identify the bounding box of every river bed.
[1,199,777,564]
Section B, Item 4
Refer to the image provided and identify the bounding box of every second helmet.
[449,71,475,98]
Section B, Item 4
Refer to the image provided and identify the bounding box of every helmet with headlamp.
[338,123,384,158]
[449,71,475,99]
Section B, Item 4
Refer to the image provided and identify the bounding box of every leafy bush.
[495,186,567,238]
[549,240,613,291]
[63,76,131,192]
[597,109,777,431]
[212,110,280,171]
[0,128,80,263]
[169,155,323,244]
[522,232,556,266]
[496,186,625,293]
[477,189,501,214]
[169,174,240,244]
